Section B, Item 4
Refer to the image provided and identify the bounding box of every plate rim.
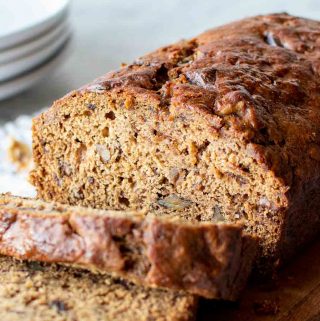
[0,0,70,51]
[0,40,71,101]
[0,27,71,82]
[0,19,69,65]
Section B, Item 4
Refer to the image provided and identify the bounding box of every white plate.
[0,26,71,82]
[0,19,69,65]
[0,0,70,50]
[0,41,70,101]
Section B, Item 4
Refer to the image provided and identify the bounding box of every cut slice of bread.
[0,194,257,300]
[0,255,197,321]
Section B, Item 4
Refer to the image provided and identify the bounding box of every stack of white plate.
[0,0,71,101]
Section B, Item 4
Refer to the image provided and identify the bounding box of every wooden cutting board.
[200,238,320,321]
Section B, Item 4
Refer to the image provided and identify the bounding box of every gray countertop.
[0,0,319,121]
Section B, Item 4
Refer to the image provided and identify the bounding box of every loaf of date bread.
[0,255,198,321]
[30,13,320,273]
[0,194,256,300]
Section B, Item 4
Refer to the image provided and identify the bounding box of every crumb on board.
[7,138,32,171]
[253,299,280,315]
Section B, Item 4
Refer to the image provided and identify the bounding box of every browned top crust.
[63,13,320,196]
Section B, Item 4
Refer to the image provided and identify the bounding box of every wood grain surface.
[200,238,320,321]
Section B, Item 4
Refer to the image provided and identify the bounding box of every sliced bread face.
[0,255,197,321]
[0,194,257,300]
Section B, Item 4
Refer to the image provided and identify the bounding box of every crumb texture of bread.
[0,255,197,321]
[30,13,320,273]
[0,194,257,299]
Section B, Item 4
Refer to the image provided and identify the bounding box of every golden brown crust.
[73,13,320,183]
[0,194,256,300]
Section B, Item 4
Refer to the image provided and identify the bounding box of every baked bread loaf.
[0,255,197,321]
[30,13,320,272]
[0,194,256,300]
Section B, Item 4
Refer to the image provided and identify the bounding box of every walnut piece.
[157,195,192,210]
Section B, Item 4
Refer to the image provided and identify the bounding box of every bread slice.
[0,194,256,300]
[30,13,320,273]
[0,255,197,321]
